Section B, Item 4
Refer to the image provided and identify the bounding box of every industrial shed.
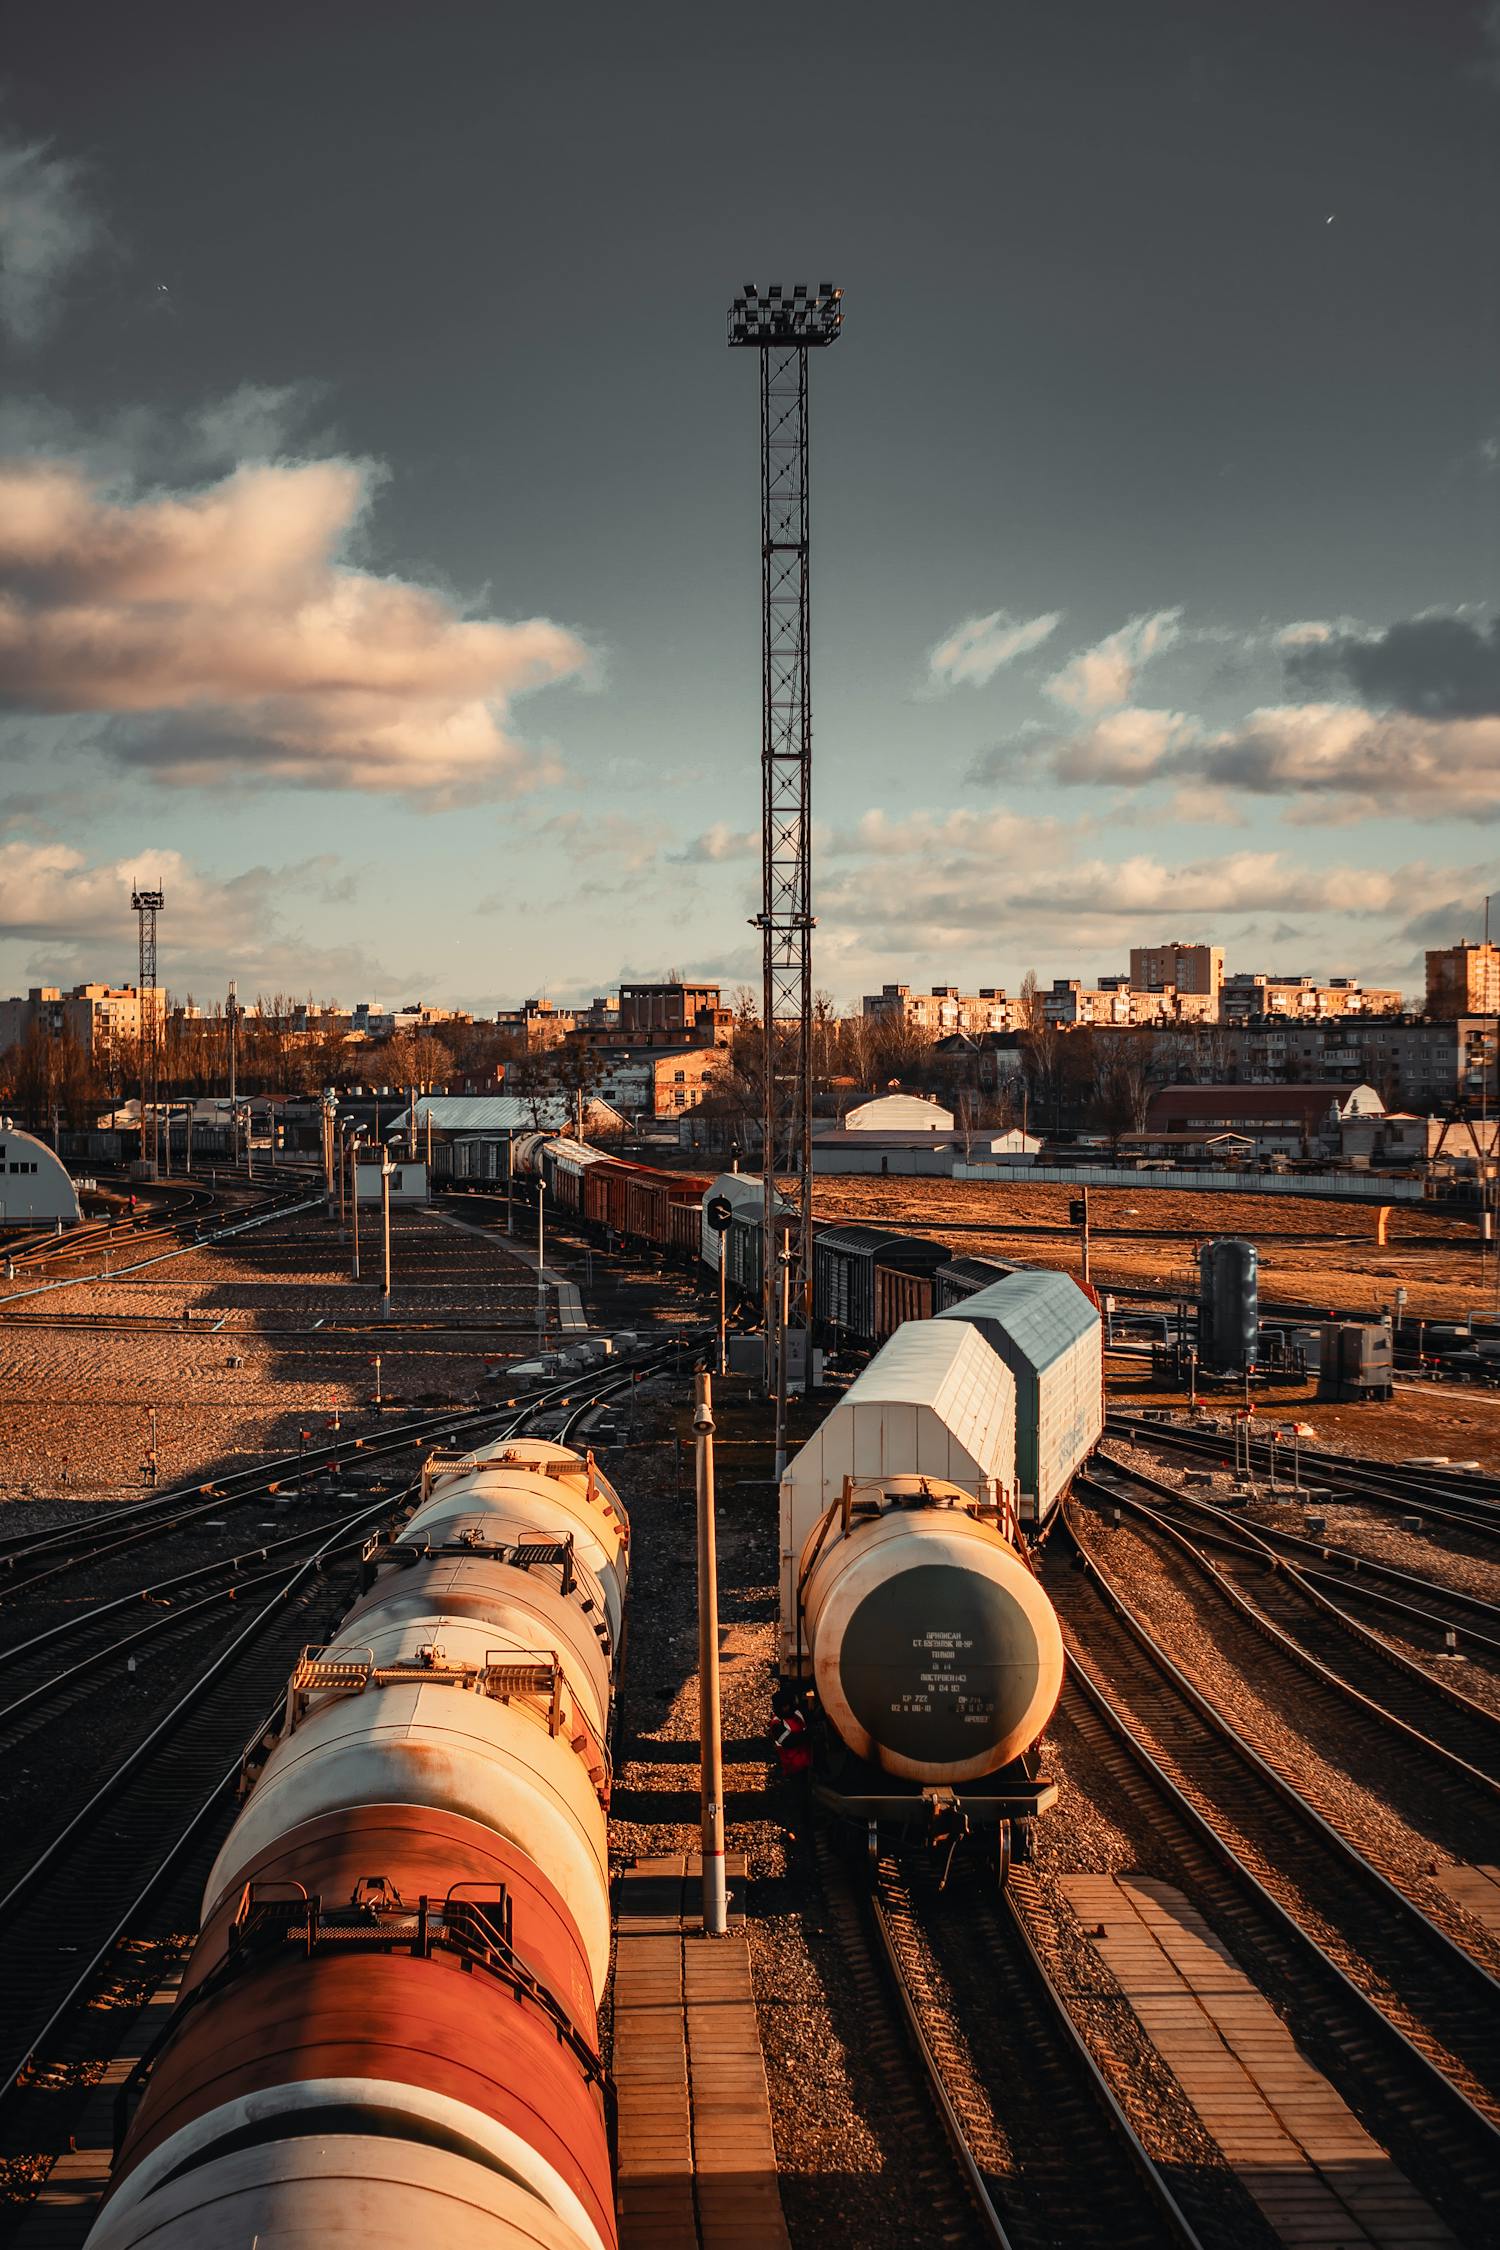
[938,1270,1102,1520]
[0,1124,82,1225]
[778,1320,1018,1668]
[836,1094,954,1132]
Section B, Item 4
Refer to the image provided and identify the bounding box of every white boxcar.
[937,1269,1102,1521]
[779,1319,1017,1671]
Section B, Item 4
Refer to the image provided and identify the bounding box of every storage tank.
[780,1319,1017,1673]
[1198,1236,1258,1374]
[936,1269,1103,1521]
[797,1475,1063,1783]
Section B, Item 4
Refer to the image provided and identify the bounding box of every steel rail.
[1090,1448,1500,1678]
[0,1345,689,2106]
[869,1867,1014,2248]
[1108,1413,1500,1539]
[1058,1519,1500,2084]
[1074,1470,1500,1802]
[1056,1658,1500,2242]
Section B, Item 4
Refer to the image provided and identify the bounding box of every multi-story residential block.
[618,981,723,1037]
[1129,941,1224,1004]
[862,984,1016,1036]
[1426,942,1500,1018]
[0,983,166,1058]
[1219,973,1404,1022]
[586,1045,725,1120]
[1044,980,1215,1028]
[1213,1015,1495,1111]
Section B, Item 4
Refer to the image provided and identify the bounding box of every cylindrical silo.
[1198,1236,1258,1373]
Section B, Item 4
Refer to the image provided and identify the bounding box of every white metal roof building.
[837,1094,955,1132]
[779,1321,1017,1666]
[384,1096,629,1138]
[0,1123,83,1225]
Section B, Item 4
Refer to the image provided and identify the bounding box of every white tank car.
[89,1437,628,2250]
[780,1320,1065,1796]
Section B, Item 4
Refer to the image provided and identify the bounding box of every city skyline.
[1,2,1497,1011]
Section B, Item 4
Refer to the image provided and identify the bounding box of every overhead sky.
[1,0,1497,1015]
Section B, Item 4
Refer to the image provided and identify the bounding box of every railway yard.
[0,1162,1497,2249]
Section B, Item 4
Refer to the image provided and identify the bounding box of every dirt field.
[812,1175,1490,1322]
[0,1203,544,1506]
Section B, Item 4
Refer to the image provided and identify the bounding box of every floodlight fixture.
[727,282,843,349]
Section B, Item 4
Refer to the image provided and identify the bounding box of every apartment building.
[1214,1016,1495,1110]
[1128,941,1223,1003]
[0,983,165,1058]
[1219,973,1404,1022]
[618,981,725,1038]
[1045,979,1216,1028]
[1426,942,1500,1017]
[863,983,1016,1035]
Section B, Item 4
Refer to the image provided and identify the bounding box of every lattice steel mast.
[132,886,164,1170]
[728,282,842,1379]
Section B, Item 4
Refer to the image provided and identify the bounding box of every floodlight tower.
[727,281,843,1404]
[132,886,164,1169]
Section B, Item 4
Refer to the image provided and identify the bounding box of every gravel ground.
[0,1203,546,1506]
[1068,1498,1500,1970]
[1107,1442,1500,1711]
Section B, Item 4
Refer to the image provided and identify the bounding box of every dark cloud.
[1285,613,1500,718]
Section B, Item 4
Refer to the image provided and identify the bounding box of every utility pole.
[728,282,843,1404]
[381,1147,394,1319]
[132,887,164,1172]
[537,1176,547,1345]
[506,1127,515,1234]
[694,1370,728,1936]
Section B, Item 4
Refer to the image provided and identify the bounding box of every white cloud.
[0,837,391,999]
[0,131,101,343]
[1045,607,1182,714]
[0,453,594,799]
[667,821,759,864]
[927,607,1061,689]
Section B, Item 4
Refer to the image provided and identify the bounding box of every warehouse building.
[0,1123,83,1225]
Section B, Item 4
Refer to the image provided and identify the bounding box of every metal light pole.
[718,1245,728,1378]
[381,1150,394,1320]
[537,1177,547,1344]
[774,1236,793,1480]
[350,1136,362,1281]
[506,1128,515,1234]
[694,1371,728,1937]
[728,282,843,1388]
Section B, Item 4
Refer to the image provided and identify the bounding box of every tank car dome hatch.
[799,1477,1064,1784]
[779,1319,1016,1672]
[936,1268,1103,1520]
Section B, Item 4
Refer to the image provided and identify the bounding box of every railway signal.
[706,1194,733,1375]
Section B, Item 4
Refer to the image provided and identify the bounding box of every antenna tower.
[728,281,842,1412]
[132,886,164,1169]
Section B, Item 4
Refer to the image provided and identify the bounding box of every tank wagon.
[88,1437,627,2250]
[937,1269,1105,1526]
[780,1316,1082,1857]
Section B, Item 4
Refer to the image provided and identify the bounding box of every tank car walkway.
[613,1851,790,2250]
[1061,1874,1457,2250]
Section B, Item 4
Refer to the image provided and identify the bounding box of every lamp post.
[381,1148,394,1320]
[695,1370,728,1937]
[774,1234,794,1480]
[537,1177,547,1344]
[349,1134,362,1281]
[506,1127,514,1234]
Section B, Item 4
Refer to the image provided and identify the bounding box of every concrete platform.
[1062,1874,1457,2250]
[614,1852,790,2250]
[1435,1861,1500,1941]
[12,1977,182,2249]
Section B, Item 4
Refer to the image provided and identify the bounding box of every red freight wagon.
[874,1264,935,1341]
[668,1200,701,1258]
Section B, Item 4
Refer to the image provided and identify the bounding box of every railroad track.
[1109,1412,1500,1540]
[0,1340,697,2161]
[870,1853,1205,2250]
[0,1343,688,1603]
[1070,1475,1500,1919]
[1092,1440,1500,1674]
[0,1183,319,1315]
[1048,1533,1500,2243]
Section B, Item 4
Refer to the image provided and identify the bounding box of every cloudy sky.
[1,1,1497,1014]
